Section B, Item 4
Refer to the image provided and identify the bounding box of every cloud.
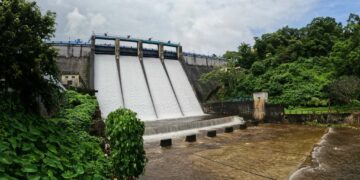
[66,8,86,38]
[35,0,320,54]
[90,14,106,28]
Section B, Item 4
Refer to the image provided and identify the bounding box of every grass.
[305,121,359,129]
[285,105,360,114]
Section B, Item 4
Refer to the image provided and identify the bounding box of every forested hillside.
[202,14,360,107]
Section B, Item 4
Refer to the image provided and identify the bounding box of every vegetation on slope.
[202,14,360,107]
[0,91,111,179]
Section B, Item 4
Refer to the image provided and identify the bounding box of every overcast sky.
[34,0,360,55]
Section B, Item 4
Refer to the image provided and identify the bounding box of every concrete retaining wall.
[53,45,91,87]
[183,55,226,67]
[202,101,284,123]
[181,63,219,103]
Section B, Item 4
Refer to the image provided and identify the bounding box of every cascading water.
[94,54,123,118]
[164,59,204,116]
[143,57,182,119]
[94,54,204,121]
[119,56,157,120]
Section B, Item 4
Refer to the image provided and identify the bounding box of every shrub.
[57,90,98,131]
[251,61,266,75]
[329,76,360,104]
[106,108,147,179]
[0,110,111,179]
[0,91,111,179]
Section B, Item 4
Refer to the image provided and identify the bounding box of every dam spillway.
[119,56,157,120]
[94,54,123,117]
[143,57,183,119]
[93,36,204,120]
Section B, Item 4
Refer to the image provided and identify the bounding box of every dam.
[91,35,204,120]
[49,35,241,140]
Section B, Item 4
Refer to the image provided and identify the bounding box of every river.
[290,127,360,180]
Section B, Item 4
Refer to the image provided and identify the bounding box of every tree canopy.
[210,14,360,106]
[0,0,59,113]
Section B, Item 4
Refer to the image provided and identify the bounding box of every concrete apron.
[143,116,245,143]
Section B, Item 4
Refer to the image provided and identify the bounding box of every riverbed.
[140,124,329,179]
[290,127,360,180]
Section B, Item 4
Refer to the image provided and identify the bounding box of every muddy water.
[290,127,360,180]
[141,124,327,180]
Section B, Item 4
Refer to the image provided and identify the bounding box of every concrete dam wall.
[94,54,203,120]
[50,37,225,120]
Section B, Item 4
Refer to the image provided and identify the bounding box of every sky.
[34,0,360,55]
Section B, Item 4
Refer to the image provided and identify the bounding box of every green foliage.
[200,60,247,99]
[106,108,147,179]
[0,0,59,113]
[57,90,98,131]
[285,105,360,114]
[224,43,256,69]
[251,61,266,75]
[328,76,360,104]
[217,13,360,106]
[0,92,111,179]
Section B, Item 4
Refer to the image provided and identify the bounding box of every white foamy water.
[289,128,334,180]
[143,58,183,119]
[164,59,204,116]
[120,56,157,120]
[94,55,123,118]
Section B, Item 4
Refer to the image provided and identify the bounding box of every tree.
[0,0,59,113]
[106,108,147,179]
[223,43,256,69]
[328,76,360,104]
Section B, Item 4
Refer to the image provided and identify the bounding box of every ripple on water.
[290,127,360,180]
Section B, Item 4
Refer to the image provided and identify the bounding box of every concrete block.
[225,126,234,133]
[207,130,216,137]
[160,139,172,147]
[185,134,197,142]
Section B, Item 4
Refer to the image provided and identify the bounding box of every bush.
[329,76,360,104]
[251,61,266,75]
[0,109,110,179]
[57,91,98,131]
[106,108,147,179]
[0,91,111,179]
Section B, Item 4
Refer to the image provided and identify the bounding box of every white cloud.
[66,8,87,39]
[90,14,106,28]
[35,0,320,54]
